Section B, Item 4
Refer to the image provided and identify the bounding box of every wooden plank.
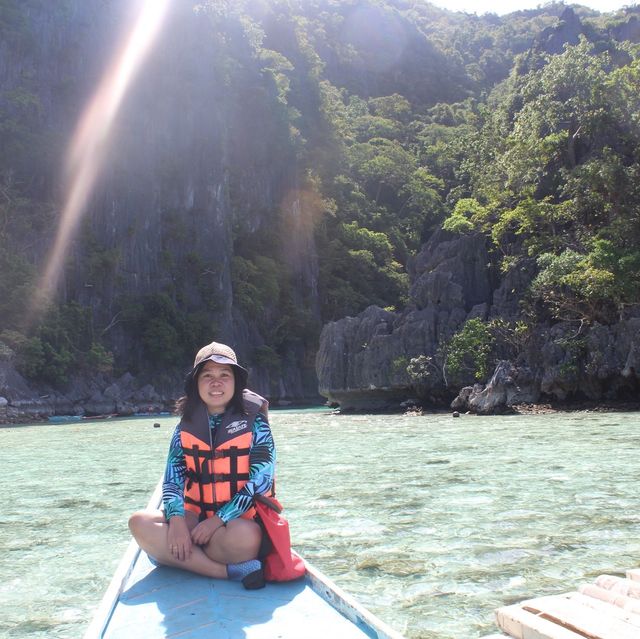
[492,569,640,639]
[627,569,640,583]
[518,594,640,639]
[496,603,585,639]
[579,584,640,615]
[595,575,640,599]
[568,591,640,628]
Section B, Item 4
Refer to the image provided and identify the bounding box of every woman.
[128,341,275,588]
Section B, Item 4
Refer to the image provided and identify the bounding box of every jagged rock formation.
[316,230,496,410]
[316,231,640,412]
[536,8,584,55]
[612,15,640,43]
[0,361,166,422]
[451,319,640,414]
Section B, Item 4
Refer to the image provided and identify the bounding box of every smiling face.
[197,361,235,415]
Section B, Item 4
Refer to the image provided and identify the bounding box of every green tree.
[444,318,494,385]
[530,248,633,324]
[318,222,408,319]
[442,198,489,234]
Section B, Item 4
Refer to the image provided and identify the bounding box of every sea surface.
[2,409,640,638]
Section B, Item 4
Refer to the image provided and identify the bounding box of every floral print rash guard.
[162,412,275,523]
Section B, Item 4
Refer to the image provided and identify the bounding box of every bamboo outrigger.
[494,567,640,639]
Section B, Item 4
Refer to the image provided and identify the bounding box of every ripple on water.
[475,549,532,565]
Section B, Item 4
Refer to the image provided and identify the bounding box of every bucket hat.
[192,341,248,388]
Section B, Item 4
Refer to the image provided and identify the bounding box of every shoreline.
[335,399,640,417]
[3,400,640,426]
[509,400,640,415]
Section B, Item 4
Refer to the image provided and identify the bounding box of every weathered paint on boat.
[83,482,405,639]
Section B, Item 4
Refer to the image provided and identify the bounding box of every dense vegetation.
[1,0,639,391]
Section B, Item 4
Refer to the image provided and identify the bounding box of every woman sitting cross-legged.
[128,341,275,588]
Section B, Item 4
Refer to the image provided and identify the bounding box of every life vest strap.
[186,468,250,483]
[185,496,221,516]
[212,472,250,482]
[182,445,213,460]
[213,447,250,459]
[189,444,208,514]
[184,497,238,511]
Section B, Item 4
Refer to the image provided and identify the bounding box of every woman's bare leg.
[202,518,262,564]
[128,510,228,579]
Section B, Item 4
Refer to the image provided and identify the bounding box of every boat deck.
[102,555,386,638]
[84,535,403,639]
[494,567,640,639]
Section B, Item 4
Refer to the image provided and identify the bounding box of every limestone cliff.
[0,0,321,414]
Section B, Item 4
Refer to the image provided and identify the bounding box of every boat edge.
[82,479,163,639]
[305,561,406,639]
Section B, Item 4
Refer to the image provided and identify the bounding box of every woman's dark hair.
[175,363,247,419]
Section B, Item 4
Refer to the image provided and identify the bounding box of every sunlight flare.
[29,0,170,323]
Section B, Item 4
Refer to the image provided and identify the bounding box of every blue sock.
[227,559,261,581]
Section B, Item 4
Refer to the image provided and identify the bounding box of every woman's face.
[197,361,235,414]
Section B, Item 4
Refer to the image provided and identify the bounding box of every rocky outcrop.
[316,230,495,410]
[535,8,583,56]
[316,228,640,413]
[0,362,170,423]
[612,15,640,45]
[451,361,539,414]
[451,319,640,413]
[316,306,406,410]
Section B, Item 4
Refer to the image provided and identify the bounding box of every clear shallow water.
[2,411,640,638]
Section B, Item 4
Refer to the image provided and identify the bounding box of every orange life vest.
[179,389,269,521]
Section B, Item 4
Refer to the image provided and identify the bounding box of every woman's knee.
[128,510,143,533]
[128,510,155,539]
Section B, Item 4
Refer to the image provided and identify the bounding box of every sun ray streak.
[29,0,170,325]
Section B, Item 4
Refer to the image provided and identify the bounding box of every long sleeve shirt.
[162,412,275,523]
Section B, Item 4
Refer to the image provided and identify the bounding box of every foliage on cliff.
[1,0,639,390]
[445,37,640,325]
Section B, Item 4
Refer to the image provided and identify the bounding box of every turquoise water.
[1,410,640,638]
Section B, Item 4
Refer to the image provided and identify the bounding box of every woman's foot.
[227,559,264,589]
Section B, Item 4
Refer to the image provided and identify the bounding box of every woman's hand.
[191,515,224,546]
[167,516,192,561]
